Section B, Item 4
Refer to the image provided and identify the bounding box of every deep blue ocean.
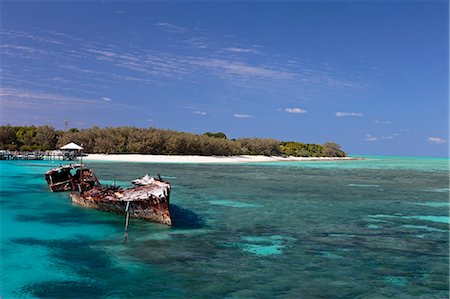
[1,156,449,298]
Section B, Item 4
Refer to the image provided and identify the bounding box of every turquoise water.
[1,156,449,298]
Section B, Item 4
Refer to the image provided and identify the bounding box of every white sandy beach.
[84,154,357,164]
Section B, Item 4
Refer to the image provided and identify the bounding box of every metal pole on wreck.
[124,201,131,240]
[80,144,83,187]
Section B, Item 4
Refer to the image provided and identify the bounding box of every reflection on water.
[1,157,449,298]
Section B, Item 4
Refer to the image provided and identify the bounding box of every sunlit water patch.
[220,235,295,256]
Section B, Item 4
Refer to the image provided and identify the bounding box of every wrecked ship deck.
[70,180,172,225]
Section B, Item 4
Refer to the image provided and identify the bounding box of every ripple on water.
[405,215,449,224]
[367,214,449,225]
[412,202,450,208]
[401,225,446,232]
[316,251,343,259]
[422,188,450,193]
[383,276,408,287]
[209,199,262,208]
[348,184,380,188]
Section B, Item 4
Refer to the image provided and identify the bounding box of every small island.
[0,125,354,163]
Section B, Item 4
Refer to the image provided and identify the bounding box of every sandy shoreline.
[84,154,359,164]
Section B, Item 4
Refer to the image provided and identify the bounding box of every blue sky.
[1,1,448,157]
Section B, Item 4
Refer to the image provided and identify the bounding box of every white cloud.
[285,108,307,114]
[102,97,112,102]
[193,111,206,115]
[335,112,363,117]
[234,113,252,118]
[427,137,446,144]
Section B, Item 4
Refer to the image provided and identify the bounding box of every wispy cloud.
[87,48,116,60]
[234,113,252,118]
[427,137,446,144]
[381,136,394,140]
[193,111,206,115]
[364,134,378,141]
[0,87,98,109]
[1,29,63,45]
[190,58,295,80]
[155,22,187,33]
[285,107,307,114]
[1,25,368,114]
[373,120,392,124]
[2,44,46,55]
[223,47,261,54]
[336,112,363,117]
[0,87,132,110]
[102,97,112,102]
[184,37,211,49]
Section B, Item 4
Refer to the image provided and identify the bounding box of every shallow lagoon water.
[1,156,449,298]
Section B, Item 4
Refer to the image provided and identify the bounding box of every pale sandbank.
[84,154,359,164]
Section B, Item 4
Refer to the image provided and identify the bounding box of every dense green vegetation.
[0,125,346,157]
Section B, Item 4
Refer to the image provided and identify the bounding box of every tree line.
[0,125,346,157]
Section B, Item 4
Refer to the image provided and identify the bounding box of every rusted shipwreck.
[45,165,172,225]
[70,175,172,225]
[45,164,100,192]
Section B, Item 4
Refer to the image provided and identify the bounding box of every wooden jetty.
[0,150,82,161]
[0,150,44,160]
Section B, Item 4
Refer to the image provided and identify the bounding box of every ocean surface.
[1,156,449,298]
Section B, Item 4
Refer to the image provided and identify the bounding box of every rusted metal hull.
[45,164,99,192]
[70,185,172,225]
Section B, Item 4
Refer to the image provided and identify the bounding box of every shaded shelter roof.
[60,142,83,150]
